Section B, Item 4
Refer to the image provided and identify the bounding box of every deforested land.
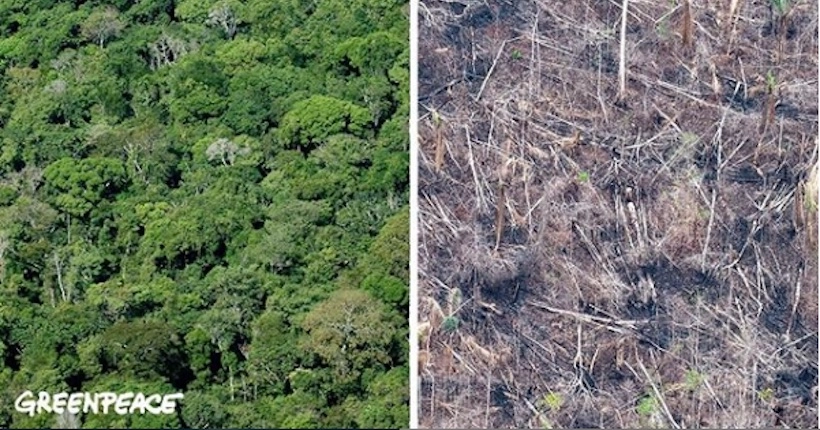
[418,0,817,428]
[0,0,410,428]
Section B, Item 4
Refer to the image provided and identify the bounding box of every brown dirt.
[418,0,818,428]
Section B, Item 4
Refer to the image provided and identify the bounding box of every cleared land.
[418,0,818,428]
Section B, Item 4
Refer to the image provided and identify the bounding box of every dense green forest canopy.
[0,0,409,428]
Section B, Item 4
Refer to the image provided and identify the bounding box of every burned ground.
[418,0,818,428]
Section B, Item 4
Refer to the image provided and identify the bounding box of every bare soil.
[418,0,818,428]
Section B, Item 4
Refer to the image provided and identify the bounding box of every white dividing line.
[409,0,420,427]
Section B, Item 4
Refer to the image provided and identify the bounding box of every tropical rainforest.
[0,0,409,428]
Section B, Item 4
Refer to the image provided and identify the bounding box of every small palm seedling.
[441,288,463,333]
[656,20,670,39]
[636,394,658,416]
[766,70,778,92]
[442,315,460,333]
[681,131,699,146]
[656,1,675,40]
[765,0,792,45]
[770,0,790,15]
[541,391,564,412]
[759,71,778,134]
[757,387,775,403]
[636,393,664,428]
[684,369,704,391]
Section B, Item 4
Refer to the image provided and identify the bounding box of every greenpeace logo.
[15,391,184,416]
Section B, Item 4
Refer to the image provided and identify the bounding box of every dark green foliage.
[355,367,410,429]
[43,157,128,217]
[179,389,228,429]
[335,31,405,76]
[97,319,187,382]
[0,0,408,428]
[279,95,372,152]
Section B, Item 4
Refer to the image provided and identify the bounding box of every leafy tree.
[42,157,128,218]
[245,310,302,396]
[123,0,174,24]
[97,318,189,384]
[215,38,267,73]
[138,174,262,272]
[335,31,405,76]
[278,95,371,152]
[116,116,178,186]
[348,366,409,429]
[174,0,216,24]
[180,389,229,428]
[363,208,410,282]
[301,289,395,378]
[81,7,125,48]
[206,0,241,39]
[241,391,325,429]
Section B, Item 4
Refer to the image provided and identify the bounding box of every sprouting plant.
[655,20,669,39]
[805,191,817,212]
[541,391,563,412]
[539,416,553,429]
[655,0,676,39]
[636,394,658,416]
[758,387,775,403]
[441,289,462,333]
[447,288,462,314]
[432,109,442,127]
[770,0,790,15]
[577,171,590,183]
[766,70,777,93]
[442,315,460,333]
[684,369,704,391]
[511,49,522,60]
[681,131,699,146]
